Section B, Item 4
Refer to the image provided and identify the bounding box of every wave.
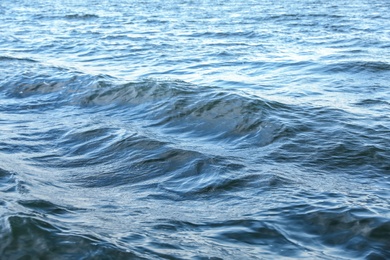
[1,72,284,147]
[78,79,282,145]
[3,207,388,259]
[0,55,38,63]
[322,61,390,74]
[2,0,390,258]
[291,208,390,259]
[2,69,389,174]
[1,67,389,259]
[64,14,99,20]
[0,215,139,259]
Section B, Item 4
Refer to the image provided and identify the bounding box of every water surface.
[1,0,389,259]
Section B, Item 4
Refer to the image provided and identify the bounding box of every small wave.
[187,30,260,39]
[292,208,390,259]
[0,167,16,193]
[355,98,390,108]
[0,56,37,63]
[64,14,99,20]
[6,78,69,98]
[0,216,138,259]
[76,79,283,148]
[17,199,80,216]
[323,61,390,74]
[211,219,302,258]
[1,71,99,105]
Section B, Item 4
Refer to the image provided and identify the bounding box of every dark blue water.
[1,0,390,259]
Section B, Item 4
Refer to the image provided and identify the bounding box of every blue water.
[1,0,390,259]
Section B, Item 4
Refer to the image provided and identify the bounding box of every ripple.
[0,216,139,259]
[1,0,390,259]
[291,209,390,259]
[64,14,100,20]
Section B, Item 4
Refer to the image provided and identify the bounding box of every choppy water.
[1,0,390,259]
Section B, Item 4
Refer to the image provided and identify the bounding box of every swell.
[2,71,389,179]
[1,69,389,259]
[2,72,284,147]
[0,72,285,195]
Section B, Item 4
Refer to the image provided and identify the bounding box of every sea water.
[0,0,389,259]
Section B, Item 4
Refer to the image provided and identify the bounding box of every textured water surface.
[1,0,390,259]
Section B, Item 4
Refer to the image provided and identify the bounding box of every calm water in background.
[1,0,389,259]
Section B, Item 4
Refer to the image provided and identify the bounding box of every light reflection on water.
[0,0,389,259]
